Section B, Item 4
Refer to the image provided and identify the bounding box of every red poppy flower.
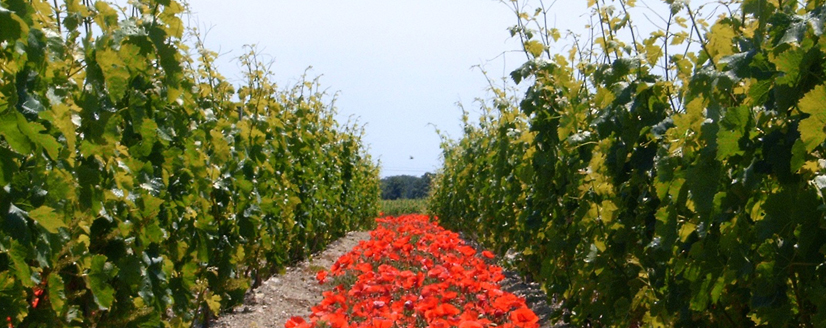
[427,318,450,328]
[459,320,484,328]
[509,308,539,327]
[285,316,308,328]
[371,318,393,328]
[316,270,328,284]
[458,246,476,257]
[289,214,541,328]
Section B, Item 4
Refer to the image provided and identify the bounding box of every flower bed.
[287,214,539,328]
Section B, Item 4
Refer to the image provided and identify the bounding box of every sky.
[181,0,718,177]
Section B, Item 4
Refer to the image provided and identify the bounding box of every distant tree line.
[380,173,434,200]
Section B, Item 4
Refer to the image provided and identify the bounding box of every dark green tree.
[381,173,433,199]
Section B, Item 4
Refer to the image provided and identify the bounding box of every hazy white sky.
[182,0,717,177]
[184,0,534,177]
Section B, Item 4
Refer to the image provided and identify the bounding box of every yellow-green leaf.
[670,31,688,45]
[600,200,618,223]
[707,23,735,64]
[96,48,130,103]
[29,206,66,233]
[798,84,826,152]
[9,240,33,287]
[524,40,544,58]
[679,222,697,242]
[209,129,231,163]
[16,114,60,161]
[595,87,616,108]
[40,104,77,154]
[0,111,33,154]
[594,239,606,252]
[550,28,561,42]
[94,1,118,29]
[48,274,66,313]
[205,292,222,314]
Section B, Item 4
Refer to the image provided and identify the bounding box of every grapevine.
[0,1,380,326]
[430,0,826,326]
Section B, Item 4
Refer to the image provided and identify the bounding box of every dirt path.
[210,231,371,328]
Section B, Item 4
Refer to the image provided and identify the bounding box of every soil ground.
[210,231,371,328]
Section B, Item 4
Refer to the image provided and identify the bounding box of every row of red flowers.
[287,214,539,328]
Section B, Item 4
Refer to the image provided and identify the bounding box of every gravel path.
[210,231,371,328]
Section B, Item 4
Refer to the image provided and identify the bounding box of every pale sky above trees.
[183,0,718,177]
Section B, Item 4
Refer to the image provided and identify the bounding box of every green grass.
[380,198,428,216]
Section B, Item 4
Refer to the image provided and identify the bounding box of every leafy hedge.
[0,0,379,326]
[430,0,826,326]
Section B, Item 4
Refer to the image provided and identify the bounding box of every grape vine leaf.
[87,255,118,310]
[28,206,66,233]
[0,147,15,186]
[0,111,33,154]
[15,113,60,160]
[48,273,66,313]
[525,40,544,58]
[798,84,826,152]
[0,272,28,323]
[0,6,27,43]
[96,48,130,103]
[93,1,118,29]
[9,240,33,287]
[716,106,749,160]
[205,292,222,315]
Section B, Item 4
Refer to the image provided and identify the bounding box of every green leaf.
[717,129,743,160]
[14,112,60,160]
[144,222,164,244]
[48,273,66,313]
[0,111,33,154]
[710,274,726,303]
[0,147,16,186]
[772,45,805,87]
[0,272,28,323]
[28,206,66,233]
[716,106,749,160]
[8,240,33,287]
[798,84,826,152]
[119,43,149,72]
[690,273,713,311]
[550,28,561,42]
[180,262,198,289]
[0,7,27,43]
[96,48,130,103]
[791,139,807,172]
[39,104,77,153]
[139,194,164,220]
[87,254,118,310]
